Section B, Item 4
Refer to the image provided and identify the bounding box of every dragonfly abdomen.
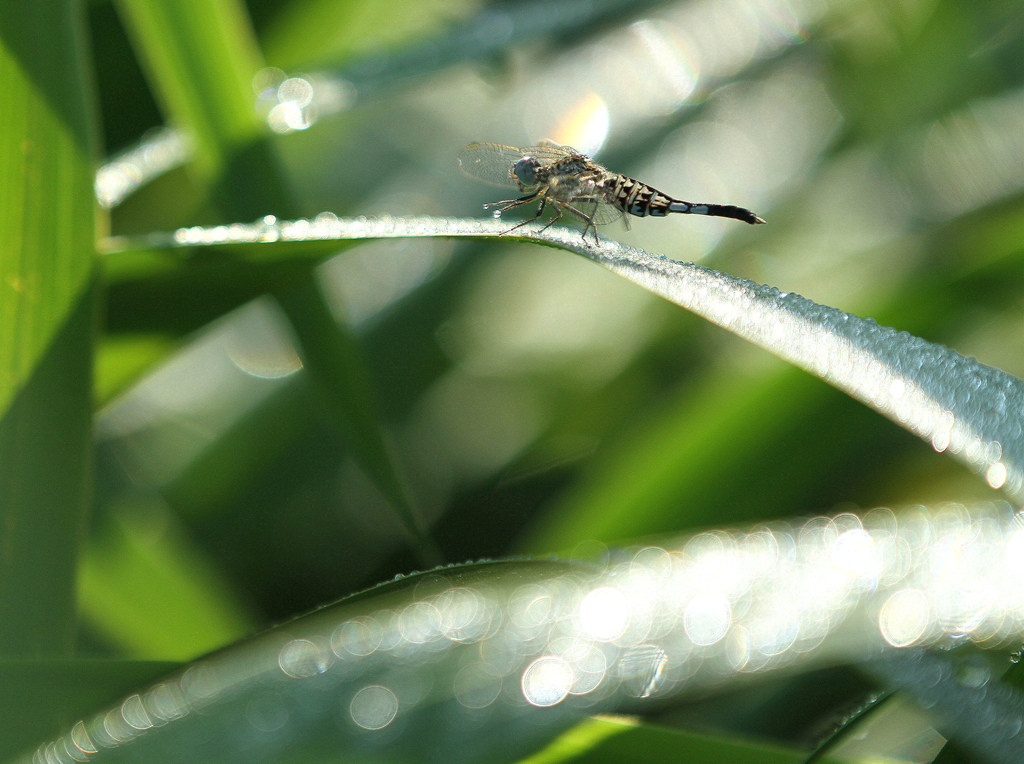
[610,176,675,218]
[610,175,765,225]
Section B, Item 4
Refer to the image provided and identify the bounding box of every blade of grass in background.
[0,1,98,656]
[114,0,264,184]
[0,2,102,757]
[21,502,1024,763]
[0,659,177,762]
[518,716,851,764]
[114,0,438,564]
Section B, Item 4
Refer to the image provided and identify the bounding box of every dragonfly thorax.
[512,156,541,188]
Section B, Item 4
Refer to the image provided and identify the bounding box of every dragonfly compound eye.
[512,156,540,187]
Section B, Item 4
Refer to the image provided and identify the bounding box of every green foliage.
[0,1,96,657]
[3,0,1024,761]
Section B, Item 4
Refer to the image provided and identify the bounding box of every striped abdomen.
[608,174,765,225]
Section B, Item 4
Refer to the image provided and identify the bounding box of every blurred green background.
[3,0,1024,760]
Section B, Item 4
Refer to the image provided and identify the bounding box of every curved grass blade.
[105,214,1024,505]
[17,502,1024,763]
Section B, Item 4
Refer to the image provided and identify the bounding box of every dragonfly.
[459,141,765,242]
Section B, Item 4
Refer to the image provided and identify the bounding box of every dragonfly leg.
[501,192,552,235]
[559,200,602,244]
[536,202,564,234]
[582,201,601,244]
[484,190,542,214]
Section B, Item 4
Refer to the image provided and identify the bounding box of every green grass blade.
[101,213,1024,511]
[114,0,264,181]
[113,0,437,562]
[79,510,254,660]
[20,504,1021,762]
[0,1,98,656]
[0,659,177,761]
[517,716,855,764]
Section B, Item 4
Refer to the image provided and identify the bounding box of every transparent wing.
[560,196,624,225]
[518,142,579,165]
[458,142,589,187]
[458,143,529,188]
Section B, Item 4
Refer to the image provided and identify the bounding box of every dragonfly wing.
[458,142,527,188]
[520,143,577,166]
[586,199,625,225]
[555,196,623,225]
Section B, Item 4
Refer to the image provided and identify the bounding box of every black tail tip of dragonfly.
[669,201,765,225]
[719,205,766,225]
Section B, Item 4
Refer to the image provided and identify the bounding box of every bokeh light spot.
[278,637,333,678]
[879,588,930,647]
[683,593,732,646]
[521,656,573,707]
[349,685,399,731]
[579,586,630,642]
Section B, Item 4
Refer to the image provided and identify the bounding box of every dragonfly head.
[512,156,541,188]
